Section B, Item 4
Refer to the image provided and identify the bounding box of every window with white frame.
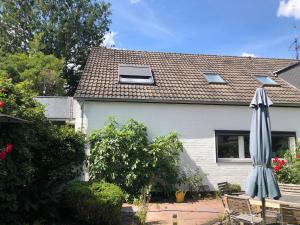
[216,130,296,161]
[216,131,250,159]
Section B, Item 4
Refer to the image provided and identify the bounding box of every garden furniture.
[279,204,300,225]
[224,195,263,224]
[217,182,244,196]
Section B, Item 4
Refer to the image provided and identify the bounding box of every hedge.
[62,181,125,225]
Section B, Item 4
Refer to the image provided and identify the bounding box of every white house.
[73,47,300,190]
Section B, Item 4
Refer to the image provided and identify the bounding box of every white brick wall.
[76,101,300,189]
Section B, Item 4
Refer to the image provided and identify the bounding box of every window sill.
[217,158,252,163]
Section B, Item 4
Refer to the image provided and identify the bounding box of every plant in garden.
[185,169,204,196]
[0,74,85,224]
[0,144,13,160]
[89,118,152,197]
[150,132,183,196]
[135,186,151,225]
[88,118,184,198]
[272,146,300,184]
[62,180,125,225]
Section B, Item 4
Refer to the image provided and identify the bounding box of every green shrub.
[227,183,241,193]
[149,132,183,196]
[88,118,183,198]
[0,74,85,224]
[273,145,300,184]
[63,181,125,225]
[88,118,151,197]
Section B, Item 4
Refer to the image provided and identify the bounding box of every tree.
[0,0,111,95]
[0,0,40,53]
[0,51,65,96]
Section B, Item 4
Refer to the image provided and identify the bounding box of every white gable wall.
[76,100,300,189]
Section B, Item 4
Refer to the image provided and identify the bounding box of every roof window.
[204,73,225,84]
[118,64,154,85]
[255,75,277,86]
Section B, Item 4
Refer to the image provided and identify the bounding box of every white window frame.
[215,130,296,163]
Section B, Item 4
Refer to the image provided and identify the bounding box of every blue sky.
[103,0,300,59]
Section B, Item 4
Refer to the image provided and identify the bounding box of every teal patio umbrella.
[245,88,281,225]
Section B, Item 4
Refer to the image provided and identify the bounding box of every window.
[272,132,296,158]
[118,64,154,85]
[216,131,296,161]
[204,73,225,84]
[255,75,277,86]
[217,135,239,158]
[216,131,250,160]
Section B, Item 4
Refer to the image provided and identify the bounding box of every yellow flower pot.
[175,190,186,203]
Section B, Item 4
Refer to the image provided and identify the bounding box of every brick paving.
[122,199,224,225]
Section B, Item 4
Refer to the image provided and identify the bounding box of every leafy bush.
[0,74,85,224]
[88,118,183,198]
[63,181,125,225]
[273,144,300,184]
[227,183,241,193]
[88,118,152,197]
[150,132,183,196]
[186,169,204,195]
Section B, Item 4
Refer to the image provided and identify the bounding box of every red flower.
[0,151,6,160]
[5,144,12,153]
[296,154,300,159]
[0,101,4,108]
[280,159,286,166]
[274,165,281,172]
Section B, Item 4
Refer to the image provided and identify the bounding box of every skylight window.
[118,64,154,85]
[204,73,225,84]
[255,75,277,86]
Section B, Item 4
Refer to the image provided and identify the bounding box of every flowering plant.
[0,144,13,160]
[272,156,286,173]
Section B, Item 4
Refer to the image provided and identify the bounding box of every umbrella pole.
[262,197,266,225]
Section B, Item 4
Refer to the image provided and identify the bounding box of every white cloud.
[130,0,142,4]
[102,32,117,48]
[241,52,257,57]
[111,0,174,41]
[278,0,300,19]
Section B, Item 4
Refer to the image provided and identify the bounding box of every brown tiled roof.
[75,47,300,106]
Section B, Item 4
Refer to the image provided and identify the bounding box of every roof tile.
[75,47,300,106]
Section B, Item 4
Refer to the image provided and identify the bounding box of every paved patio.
[122,199,224,225]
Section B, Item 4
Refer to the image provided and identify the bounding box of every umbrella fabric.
[245,88,281,200]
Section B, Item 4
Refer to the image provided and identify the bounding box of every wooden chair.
[217,182,244,196]
[224,195,263,224]
[280,204,300,225]
[218,182,230,196]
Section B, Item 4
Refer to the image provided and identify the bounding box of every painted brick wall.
[77,101,300,189]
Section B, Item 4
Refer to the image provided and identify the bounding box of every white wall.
[78,101,300,189]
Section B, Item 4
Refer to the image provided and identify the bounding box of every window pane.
[218,135,239,158]
[255,76,277,85]
[244,135,250,158]
[204,73,225,83]
[272,136,289,158]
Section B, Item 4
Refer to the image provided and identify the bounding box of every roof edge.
[74,96,300,108]
[273,61,300,74]
[92,47,300,62]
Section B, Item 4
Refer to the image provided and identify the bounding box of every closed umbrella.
[245,88,281,225]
